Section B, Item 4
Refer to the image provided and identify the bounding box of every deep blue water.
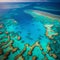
[0,2,60,15]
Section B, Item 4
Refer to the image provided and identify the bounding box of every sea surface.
[0,2,60,60]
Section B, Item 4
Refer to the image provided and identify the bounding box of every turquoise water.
[0,2,60,60]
